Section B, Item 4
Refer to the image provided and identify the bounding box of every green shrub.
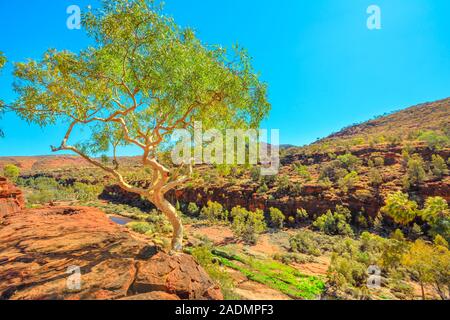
[293,163,312,181]
[434,235,449,248]
[381,192,418,226]
[3,164,20,182]
[191,245,235,299]
[72,182,102,202]
[275,175,302,197]
[420,197,450,242]
[319,161,347,183]
[256,183,269,194]
[313,206,353,236]
[231,206,267,244]
[187,202,200,216]
[338,171,359,193]
[411,223,423,240]
[126,222,154,234]
[273,252,316,265]
[327,254,368,298]
[418,131,449,150]
[289,232,321,256]
[431,154,448,178]
[404,154,426,187]
[250,166,261,182]
[296,208,309,223]
[368,168,383,187]
[200,201,228,223]
[372,157,385,167]
[269,207,285,229]
[275,175,290,193]
[336,153,362,171]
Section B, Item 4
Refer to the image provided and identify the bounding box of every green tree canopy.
[11,0,270,251]
[420,197,450,242]
[381,191,418,226]
[3,164,20,182]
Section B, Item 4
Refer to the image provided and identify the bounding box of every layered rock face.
[99,145,449,220]
[0,206,222,300]
[0,177,25,217]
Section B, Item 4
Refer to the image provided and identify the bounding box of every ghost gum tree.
[11,0,270,251]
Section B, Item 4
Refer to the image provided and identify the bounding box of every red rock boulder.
[0,206,222,300]
[0,177,25,217]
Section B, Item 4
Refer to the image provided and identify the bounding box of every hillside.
[317,97,450,146]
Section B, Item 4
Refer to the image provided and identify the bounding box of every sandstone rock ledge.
[0,177,25,217]
[0,206,222,300]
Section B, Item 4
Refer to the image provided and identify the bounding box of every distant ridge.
[319,97,450,143]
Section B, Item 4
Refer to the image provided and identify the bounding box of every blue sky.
[0,0,449,156]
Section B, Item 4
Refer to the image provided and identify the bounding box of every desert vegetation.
[0,0,449,302]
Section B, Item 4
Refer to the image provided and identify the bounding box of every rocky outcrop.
[0,177,25,217]
[0,206,222,300]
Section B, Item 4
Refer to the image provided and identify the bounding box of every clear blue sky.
[0,0,449,156]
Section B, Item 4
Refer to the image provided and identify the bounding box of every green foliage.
[372,156,385,167]
[312,206,354,236]
[273,252,316,265]
[200,201,228,223]
[275,175,290,193]
[368,168,383,187]
[289,232,322,256]
[402,240,450,300]
[296,208,309,222]
[250,166,261,182]
[0,52,6,69]
[213,250,325,300]
[337,171,359,193]
[326,236,377,299]
[13,0,270,151]
[190,245,235,299]
[216,164,231,177]
[10,0,270,252]
[231,206,267,244]
[126,221,154,235]
[319,153,361,186]
[418,131,449,150]
[391,229,406,242]
[2,164,20,182]
[72,182,102,202]
[404,154,426,188]
[381,192,418,225]
[411,223,423,240]
[431,154,448,178]
[420,197,450,242]
[293,163,312,181]
[380,233,408,271]
[326,232,410,299]
[319,161,347,183]
[19,176,101,206]
[275,175,302,197]
[269,207,285,229]
[187,202,200,217]
[355,213,368,229]
[336,153,362,171]
[256,183,269,194]
[434,235,449,249]
[327,253,368,298]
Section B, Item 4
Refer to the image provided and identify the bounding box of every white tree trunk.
[151,192,184,252]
